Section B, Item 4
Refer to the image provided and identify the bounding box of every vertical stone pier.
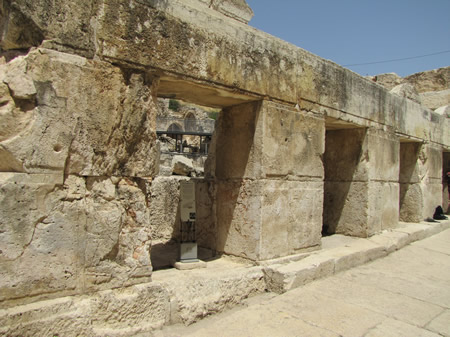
[215,100,325,261]
[324,128,399,237]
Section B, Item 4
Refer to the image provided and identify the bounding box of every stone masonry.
[0,0,449,335]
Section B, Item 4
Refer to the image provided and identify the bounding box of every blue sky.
[246,0,450,77]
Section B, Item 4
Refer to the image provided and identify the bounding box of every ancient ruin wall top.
[184,0,254,23]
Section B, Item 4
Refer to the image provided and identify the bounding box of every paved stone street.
[155,229,450,337]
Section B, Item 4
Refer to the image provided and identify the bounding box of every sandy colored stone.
[153,261,265,325]
[366,318,442,337]
[421,89,450,110]
[172,155,195,176]
[0,0,449,334]
[426,310,450,337]
[390,83,422,104]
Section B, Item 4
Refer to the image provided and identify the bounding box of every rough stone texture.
[0,283,170,337]
[0,0,449,335]
[0,173,153,306]
[373,73,403,90]
[390,83,422,104]
[193,0,254,23]
[404,66,450,93]
[376,67,450,111]
[0,48,159,177]
[435,104,450,117]
[154,263,265,325]
[0,48,158,307]
[172,155,195,176]
[421,89,450,110]
[215,101,324,260]
[324,128,400,236]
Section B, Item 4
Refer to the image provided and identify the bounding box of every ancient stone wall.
[1,0,449,335]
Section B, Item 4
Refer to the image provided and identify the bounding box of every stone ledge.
[263,220,450,294]
[2,220,449,336]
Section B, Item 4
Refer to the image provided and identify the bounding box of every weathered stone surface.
[0,0,96,55]
[0,283,170,337]
[390,83,422,104]
[192,0,254,23]
[91,284,170,335]
[404,66,450,93]
[435,104,450,117]
[215,101,263,180]
[0,173,83,303]
[153,262,265,325]
[374,73,403,90]
[0,173,153,305]
[421,89,450,110]
[376,67,450,111]
[0,0,44,50]
[0,0,449,334]
[0,48,159,177]
[216,179,262,260]
[260,180,323,259]
[368,182,399,232]
[172,155,195,176]
[262,101,325,178]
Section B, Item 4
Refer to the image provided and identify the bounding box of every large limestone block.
[374,73,403,91]
[368,182,399,233]
[84,177,153,290]
[260,180,323,260]
[323,181,369,237]
[404,66,450,93]
[0,283,170,337]
[154,265,265,325]
[216,179,323,261]
[90,284,170,335]
[400,142,422,184]
[418,145,443,181]
[435,105,450,117]
[216,101,263,179]
[0,0,96,55]
[262,101,325,178]
[421,89,450,111]
[422,181,444,220]
[367,129,400,182]
[390,83,422,104]
[149,176,186,243]
[216,179,262,260]
[0,173,152,305]
[0,173,84,303]
[400,183,424,222]
[0,48,158,177]
[172,155,195,176]
[324,128,369,182]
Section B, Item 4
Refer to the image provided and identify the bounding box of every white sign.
[180,181,196,222]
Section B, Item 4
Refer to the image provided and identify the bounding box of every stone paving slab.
[153,223,450,337]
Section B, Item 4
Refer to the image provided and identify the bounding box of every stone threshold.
[2,220,449,336]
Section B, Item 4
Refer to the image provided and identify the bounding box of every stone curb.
[263,220,450,294]
[2,220,449,336]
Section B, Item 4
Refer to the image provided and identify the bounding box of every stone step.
[263,220,450,294]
